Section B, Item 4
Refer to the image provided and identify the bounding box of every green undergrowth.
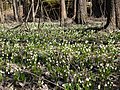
[0,23,119,89]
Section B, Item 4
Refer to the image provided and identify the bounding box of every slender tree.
[23,0,39,22]
[0,0,5,23]
[23,0,32,21]
[13,0,19,22]
[23,0,28,20]
[60,0,67,25]
[32,0,35,22]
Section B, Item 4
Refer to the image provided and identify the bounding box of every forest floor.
[0,21,120,90]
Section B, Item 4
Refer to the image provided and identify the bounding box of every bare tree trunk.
[84,0,116,32]
[13,0,19,22]
[23,0,31,21]
[92,0,102,18]
[86,1,92,17]
[81,0,87,22]
[32,0,35,22]
[60,0,67,25]
[75,0,87,24]
[0,0,5,23]
[23,0,28,20]
[72,0,77,19]
[114,0,120,29]
[60,0,77,26]
[104,0,116,32]
[40,0,44,21]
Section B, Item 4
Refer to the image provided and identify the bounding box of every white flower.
[74,74,77,77]
[98,84,101,89]
[89,83,92,86]
[86,78,89,81]
[106,64,109,67]
[105,83,107,87]
[100,63,103,67]
[0,70,4,74]
[85,40,88,43]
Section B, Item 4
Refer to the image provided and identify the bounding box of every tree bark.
[0,0,5,23]
[60,0,67,25]
[32,0,35,22]
[23,0,28,19]
[23,0,32,21]
[114,0,120,29]
[13,0,19,22]
[75,0,87,24]
[92,0,102,18]
[72,0,77,19]
[104,0,116,31]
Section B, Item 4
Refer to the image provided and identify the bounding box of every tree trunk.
[13,0,19,22]
[104,0,116,32]
[60,0,67,25]
[92,0,102,18]
[73,0,77,19]
[75,0,87,24]
[114,0,120,29]
[23,0,28,20]
[23,0,32,21]
[32,0,35,22]
[84,0,116,32]
[0,0,5,23]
